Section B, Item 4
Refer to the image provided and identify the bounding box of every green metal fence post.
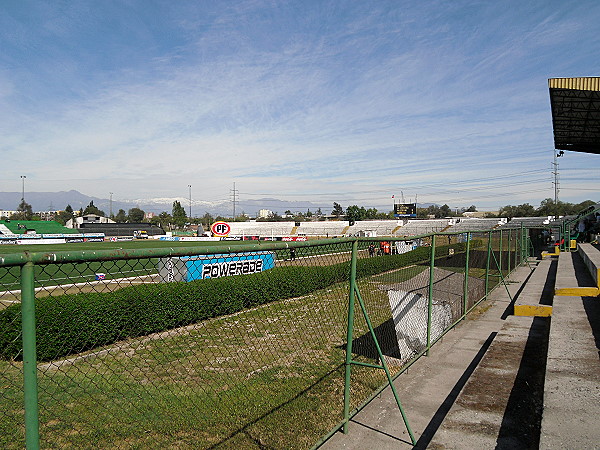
[343,240,358,434]
[426,234,436,355]
[507,229,512,273]
[353,288,416,445]
[498,229,503,277]
[462,232,471,318]
[21,261,40,450]
[485,231,492,298]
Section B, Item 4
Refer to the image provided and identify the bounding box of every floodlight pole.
[188,185,192,219]
[552,150,560,218]
[21,175,26,202]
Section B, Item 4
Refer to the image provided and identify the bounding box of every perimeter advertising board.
[158,251,276,282]
[394,203,417,218]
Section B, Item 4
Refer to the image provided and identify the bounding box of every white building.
[66,214,115,229]
[258,209,273,218]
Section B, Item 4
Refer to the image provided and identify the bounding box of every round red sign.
[211,221,231,236]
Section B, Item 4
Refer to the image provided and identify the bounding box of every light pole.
[109,192,113,218]
[20,175,26,202]
[188,185,192,219]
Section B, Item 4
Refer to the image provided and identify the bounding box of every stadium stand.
[346,220,401,236]
[0,220,79,234]
[294,221,348,237]
[393,219,448,236]
[228,222,295,237]
[77,222,165,237]
[446,218,501,232]
[497,217,552,229]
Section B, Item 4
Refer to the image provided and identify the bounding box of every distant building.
[258,209,272,218]
[144,212,156,220]
[66,214,116,229]
[0,210,18,219]
[37,211,61,221]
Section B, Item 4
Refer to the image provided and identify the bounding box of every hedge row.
[0,242,473,361]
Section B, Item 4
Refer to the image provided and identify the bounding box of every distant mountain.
[0,190,440,217]
[0,190,324,217]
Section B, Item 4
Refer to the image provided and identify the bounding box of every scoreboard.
[394,203,417,218]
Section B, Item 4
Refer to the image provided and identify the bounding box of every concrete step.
[555,250,599,297]
[514,258,555,317]
[540,294,600,449]
[429,315,549,449]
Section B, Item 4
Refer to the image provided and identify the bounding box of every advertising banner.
[158,251,276,282]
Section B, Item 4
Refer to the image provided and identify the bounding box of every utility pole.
[109,192,113,218]
[188,185,192,218]
[231,182,238,218]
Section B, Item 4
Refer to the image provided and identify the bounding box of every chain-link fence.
[0,229,527,449]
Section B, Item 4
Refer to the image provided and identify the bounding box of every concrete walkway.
[322,264,537,449]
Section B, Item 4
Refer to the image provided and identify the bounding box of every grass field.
[0,271,406,449]
[0,236,503,448]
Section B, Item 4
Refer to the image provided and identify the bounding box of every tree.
[332,202,344,218]
[439,204,452,217]
[55,204,74,225]
[12,199,33,220]
[499,203,536,218]
[127,207,145,223]
[114,209,127,223]
[200,212,214,229]
[466,205,477,212]
[83,201,105,217]
[172,201,187,228]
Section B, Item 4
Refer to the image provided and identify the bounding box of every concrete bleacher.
[513,258,555,317]
[346,220,400,236]
[228,221,295,237]
[540,242,600,448]
[433,244,600,447]
[554,243,600,297]
[295,221,348,236]
[446,218,500,232]
[497,216,550,229]
[392,219,447,236]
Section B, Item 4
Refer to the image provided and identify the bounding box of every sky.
[1,0,599,213]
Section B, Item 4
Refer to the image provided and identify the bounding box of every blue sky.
[1,0,599,213]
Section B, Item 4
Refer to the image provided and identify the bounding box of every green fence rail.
[0,228,528,449]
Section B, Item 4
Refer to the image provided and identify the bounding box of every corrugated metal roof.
[548,77,600,154]
[548,77,600,91]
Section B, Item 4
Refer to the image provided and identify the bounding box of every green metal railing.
[0,228,528,449]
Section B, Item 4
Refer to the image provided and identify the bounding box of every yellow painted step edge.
[554,287,600,297]
[514,305,553,317]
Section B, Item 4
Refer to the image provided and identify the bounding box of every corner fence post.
[462,232,471,318]
[426,234,436,355]
[343,239,358,434]
[21,261,40,449]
